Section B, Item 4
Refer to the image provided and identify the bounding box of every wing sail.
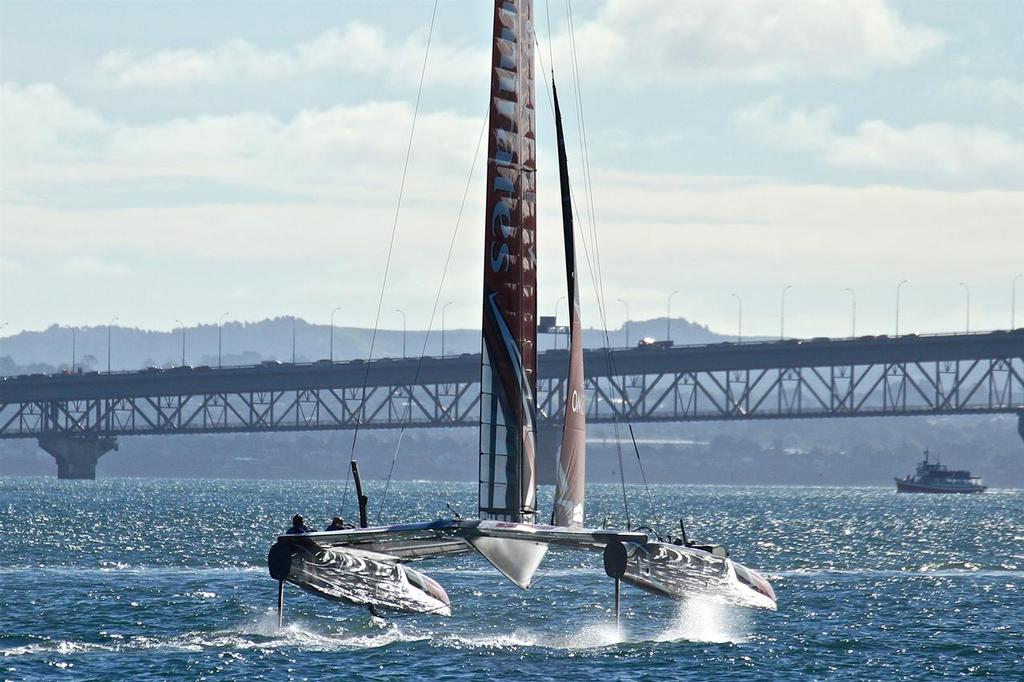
[479,0,539,524]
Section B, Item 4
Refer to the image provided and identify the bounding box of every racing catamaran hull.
[607,540,776,610]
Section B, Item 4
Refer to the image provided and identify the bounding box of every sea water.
[1,478,1021,680]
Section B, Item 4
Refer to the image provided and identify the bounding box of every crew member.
[286,514,310,534]
[324,516,352,531]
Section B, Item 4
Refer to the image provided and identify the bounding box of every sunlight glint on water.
[1,478,1022,679]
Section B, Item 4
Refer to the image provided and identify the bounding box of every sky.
[1,0,1022,339]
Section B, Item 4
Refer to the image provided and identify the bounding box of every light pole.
[175,320,186,366]
[395,309,406,359]
[107,316,118,373]
[330,306,342,362]
[1012,274,1022,330]
[730,293,742,343]
[554,296,566,350]
[667,290,679,343]
[780,285,792,340]
[291,316,297,363]
[844,288,856,338]
[617,298,629,348]
[71,326,76,372]
[441,302,453,358]
[218,312,230,368]
[896,279,908,336]
[959,282,971,333]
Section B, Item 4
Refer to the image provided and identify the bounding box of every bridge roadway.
[1,330,1022,478]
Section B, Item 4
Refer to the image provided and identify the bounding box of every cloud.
[555,0,944,84]
[1,81,483,204]
[735,96,1024,175]
[93,23,487,89]
[86,2,941,91]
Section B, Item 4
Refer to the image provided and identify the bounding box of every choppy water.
[1,478,1022,680]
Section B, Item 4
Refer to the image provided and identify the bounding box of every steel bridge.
[1,330,1022,477]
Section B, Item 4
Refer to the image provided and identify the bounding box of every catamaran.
[267,0,776,623]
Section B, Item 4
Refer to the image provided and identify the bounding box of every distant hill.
[0,316,725,374]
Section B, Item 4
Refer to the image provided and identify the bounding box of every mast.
[551,79,586,529]
[479,0,538,523]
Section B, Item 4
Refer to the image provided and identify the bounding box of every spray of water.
[657,598,750,644]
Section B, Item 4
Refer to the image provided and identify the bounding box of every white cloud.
[556,0,944,84]
[93,23,487,89]
[1,81,482,203]
[735,96,1024,175]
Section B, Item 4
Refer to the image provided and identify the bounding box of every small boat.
[895,450,986,494]
[266,0,776,625]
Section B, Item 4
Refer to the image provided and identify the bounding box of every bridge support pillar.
[535,422,560,486]
[38,435,118,480]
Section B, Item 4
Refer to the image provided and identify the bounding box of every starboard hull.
[614,541,777,611]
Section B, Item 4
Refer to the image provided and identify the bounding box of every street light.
[1012,274,1022,330]
[291,316,297,363]
[667,290,679,343]
[959,282,971,333]
[442,302,453,358]
[554,296,566,350]
[617,298,630,348]
[218,312,230,368]
[896,279,909,336]
[175,319,186,366]
[107,316,118,373]
[330,306,342,362]
[70,326,76,372]
[730,293,742,343]
[844,288,856,338]
[780,285,792,340]
[395,309,407,359]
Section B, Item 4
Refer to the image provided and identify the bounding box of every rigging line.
[376,106,490,523]
[565,0,654,520]
[544,0,555,78]
[341,0,440,518]
[569,5,655,518]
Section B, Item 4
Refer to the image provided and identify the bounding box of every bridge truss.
[2,332,1021,439]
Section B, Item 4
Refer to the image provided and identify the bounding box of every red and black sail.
[479,0,538,523]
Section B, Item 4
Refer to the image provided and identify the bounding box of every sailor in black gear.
[286,514,310,534]
[324,516,352,531]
